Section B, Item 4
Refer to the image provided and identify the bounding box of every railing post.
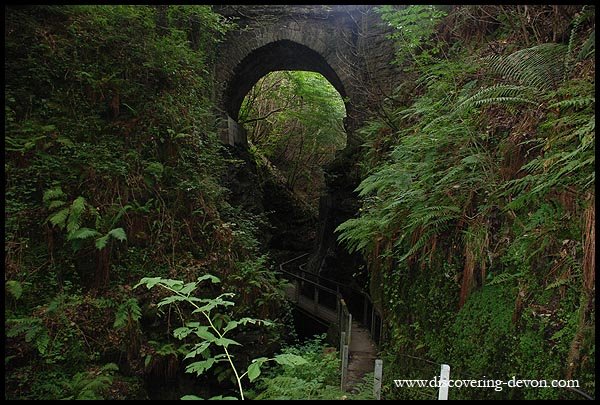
[374,359,383,400]
[438,364,450,400]
[371,307,375,337]
[341,344,349,391]
[314,287,319,315]
[336,297,340,328]
[347,313,352,347]
[340,331,346,359]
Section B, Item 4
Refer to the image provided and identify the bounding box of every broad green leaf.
[222,320,238,334]
[184,341,211,359]
[194,328,217,342]
[157,295,188,307]
[246,361,262,382]
[214,337,241,348]
[181,395,204,400]
[185,358,215,376]
[197,274,221,284]
[179,282,198,295]
[134,277,163,289]
[274,353,308,366]
[174,327,192,340]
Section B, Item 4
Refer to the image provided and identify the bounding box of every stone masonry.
[212,5,402,149]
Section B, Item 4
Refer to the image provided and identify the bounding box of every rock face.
[213,5,401,148]
[222,145,317,254]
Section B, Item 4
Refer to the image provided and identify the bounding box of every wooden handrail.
[278,252,384,348]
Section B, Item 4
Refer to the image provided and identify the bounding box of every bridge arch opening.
[224,39,348,122]
[238,70,347,208]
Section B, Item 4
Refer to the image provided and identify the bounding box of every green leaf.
[181,395,204,400]
[47,200,66,210]
[95,235,109,250]
[194,328,217,342]
[273,353,308,366]
[184,341,211,359]
[214,337,241,348]
[157,295,188,307]
[43,187,66,203]
[197,274,221,284]
[66,196,86,233]
[174,327,192,340]
[246,361,262,382]
[6,280,23,300]
[48,208,69,229]
[134,277,163,289]
[207,395,238,400]
[179,282,198,296]
[108,227,127,241]
[186,358,216,376]
[68,227,101,241]
[222,320,238,334]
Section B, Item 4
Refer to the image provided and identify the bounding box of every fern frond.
[95,235,109,250]
[453,84,537,116]
[565,5,593,77]
[67,227,101,241]
[487,271,522,286]
[48,208,69,229]
[484,43,567,91]
[66,196,86,234]
[43,187,66,204]
[108,227,127,242]
[577,30,595,61]
[47,200,66,210]
[548,96,595,111]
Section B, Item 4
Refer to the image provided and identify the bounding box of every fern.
[66,196,86,234]
[43,187,66,204]
[565,5,593,78]
[484,43,568,91]
[454,84,538,115]
[577,30,595,61]
[113,298,141,329]
[67,227,101,241]
[487,271,523,286]
[48,208,70,229]
[95,227,127,250]
[549,96,595,111]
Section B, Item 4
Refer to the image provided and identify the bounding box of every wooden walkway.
[279,254,383,393]
[284,283,338,323]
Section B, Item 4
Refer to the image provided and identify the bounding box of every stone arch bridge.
[212,5,401,148]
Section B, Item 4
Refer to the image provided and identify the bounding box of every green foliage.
[248,335,344,400]
[377,5,448,68]
[113,298,141,329]
[239,70,346,206]
[135,274,290,400]
[340,5,595,400]
[61,363,119,400]
[484,43,568,91]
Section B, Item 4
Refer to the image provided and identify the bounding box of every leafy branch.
[134,275,306,400]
